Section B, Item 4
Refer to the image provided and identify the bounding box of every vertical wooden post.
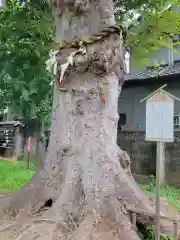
[156,141,163,240]
[14,126,23,161]
[14,127,19,161]
[173,220,178,240]
[159,141,165,184]
[27,136,32,169]
[132,212,137,227]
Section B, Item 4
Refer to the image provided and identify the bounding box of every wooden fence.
[127,206,179,239]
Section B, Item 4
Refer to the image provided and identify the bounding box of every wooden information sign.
[140,84,180,240]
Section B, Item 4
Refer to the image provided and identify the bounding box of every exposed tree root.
[0,175,155,240]
[0,144,169,240]
[69,214,114,240]
[2,213,140,240]
[0,138,170,240]
[0,222,18,232]
[14,222,56,240]
[0,167,177,240]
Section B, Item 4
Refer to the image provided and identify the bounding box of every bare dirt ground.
[0,192,12,209]
[0,192,180,240]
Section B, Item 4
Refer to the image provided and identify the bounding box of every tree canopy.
[0,0,179,125]
[0,0,53,126]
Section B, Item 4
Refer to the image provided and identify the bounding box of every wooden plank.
[173,220,178,240]
[0,128,14,131]
[0,131,14,135]
[0,135,14,138]
[0,142,14,144]
[0,127,15,130]
[132,212,137,226]
[0,134,15,137]
[0,146,14,149]
[126,206,180,223]
[0,140,15,143]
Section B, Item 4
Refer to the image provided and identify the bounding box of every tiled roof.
[0,121,24,127]
[125,61,180,81]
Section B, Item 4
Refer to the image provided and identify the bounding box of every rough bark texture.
[0,0,167,239]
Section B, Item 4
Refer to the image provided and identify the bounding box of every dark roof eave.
[125,61,180,82]
[0,121,24,127]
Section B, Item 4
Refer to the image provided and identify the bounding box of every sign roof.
[140,84,180,103]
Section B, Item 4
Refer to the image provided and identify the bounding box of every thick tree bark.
[1,1,167,239]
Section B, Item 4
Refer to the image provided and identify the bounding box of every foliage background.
[0,0,54,127]
[0,0,179,127]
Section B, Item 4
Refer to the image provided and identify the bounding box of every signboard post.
[140,84,180,240]
[27,136,32,169]
[155,141,164,240]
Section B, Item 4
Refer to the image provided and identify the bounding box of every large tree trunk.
[1,1,166,239]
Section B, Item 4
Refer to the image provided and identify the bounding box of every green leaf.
[0,0,53,125]
[21,89,30,101]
